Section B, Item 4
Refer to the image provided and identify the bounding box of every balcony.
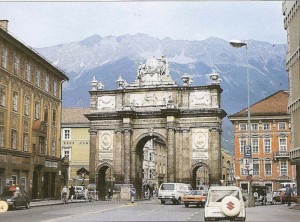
[33,155,45,166]
[274,151,290,160]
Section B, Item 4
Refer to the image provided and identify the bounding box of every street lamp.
[230,39,255,207]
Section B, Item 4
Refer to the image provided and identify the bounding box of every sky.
[0,1,286,48]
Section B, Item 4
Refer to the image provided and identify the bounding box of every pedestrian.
[69,185,75,201]
[108,188,112,200]
[285,184,294,206]
[61,186,68,203]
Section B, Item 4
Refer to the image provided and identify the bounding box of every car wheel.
[196,204,200,208]
[184,203,189,207]
[161,200,165,204]
[25,202,30,209]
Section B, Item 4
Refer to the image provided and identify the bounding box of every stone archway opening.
[133,135,167,199]
[191,164,209,190]
[97,165,113,200]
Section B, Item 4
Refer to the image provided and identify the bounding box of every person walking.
[285,184,294,206]
[61,186,68,204]
[69,185,75,201]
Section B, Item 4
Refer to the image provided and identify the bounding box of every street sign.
[244,145,252,158]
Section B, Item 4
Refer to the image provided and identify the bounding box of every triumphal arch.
[85,56,226,199]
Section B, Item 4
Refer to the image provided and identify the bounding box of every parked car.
[158,183,192,205]
[0,190,30,210]
[182,190,207,207]
[204,186,246,221]
[73,186,86,199]
[273,188,297,204]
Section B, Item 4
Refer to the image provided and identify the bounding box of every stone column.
[209,127,222,185]
[167,125,175,182]
[89,129,98,184]
[114,129,123,183]
[123,128,132,184]
[175,128,182,181]
[182,128,191,184]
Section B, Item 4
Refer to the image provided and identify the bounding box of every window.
[263,123,270,130]
[1,47,7,69]
[280,162,287,176]
[240,139,246,153]
[253,161,259,176]
[264,138,271,153]
[35,69,40,87]
[149,152,154,161]
[26,63,31,81]
[251,123,258,131]
[265,162,272,176]
[13,91,18,111]
[279,138,287,151]
[24,96,30,116]
[52,110,56,126]
[34,101,40,119]
[149,169,154,179]
[52,140,56,156]
[0,86,6,107]
[239,123,247,131]
[53,81,57,96]
[23,133,28,151]
[45,75,49,92]
[11,129,17,149]
[0,126,4,147]
[21,177,26,191]
[63,129,71,140]
[14,55,20,74]
[39,136,45,154]
[63,148,71,160]
[252,138,259,153]
[278,122,286,130]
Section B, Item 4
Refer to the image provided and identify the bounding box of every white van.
[158,183,192,204]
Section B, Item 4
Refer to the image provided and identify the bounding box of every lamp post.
[230,39,255,207]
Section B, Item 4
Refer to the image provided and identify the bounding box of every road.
[0,198,300,222]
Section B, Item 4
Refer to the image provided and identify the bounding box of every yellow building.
[282,0,300,201]
[0,20,68,198]
[61,108,90,187]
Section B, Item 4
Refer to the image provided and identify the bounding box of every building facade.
[61,108,90,188]
[221,149,235,186]
[0,20,68,198]
[282,0,300,201]
[229,90,296,193]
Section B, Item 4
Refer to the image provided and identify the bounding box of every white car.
[204,186,246,221]
[158,183,192,205]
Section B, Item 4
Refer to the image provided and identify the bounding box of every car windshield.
[160,184,174,191]
[209,190,240,203]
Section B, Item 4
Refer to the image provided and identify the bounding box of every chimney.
[0,20,9,32]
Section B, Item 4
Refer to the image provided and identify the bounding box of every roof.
[228,90,289,118]
[62,108,90,124]
[0,27,68,81]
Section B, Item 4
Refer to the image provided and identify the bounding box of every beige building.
[0,20,68,198]
[282,0,300,201]
[221,149,235,186]
[61,108,90,187]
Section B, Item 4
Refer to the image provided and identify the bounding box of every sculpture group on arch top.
[91,55,221,91]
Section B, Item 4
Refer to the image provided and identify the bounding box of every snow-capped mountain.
[36,34,288,153]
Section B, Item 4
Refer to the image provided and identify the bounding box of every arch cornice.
[97,161,115,172]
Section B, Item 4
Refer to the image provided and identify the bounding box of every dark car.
[0,190,30,210]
